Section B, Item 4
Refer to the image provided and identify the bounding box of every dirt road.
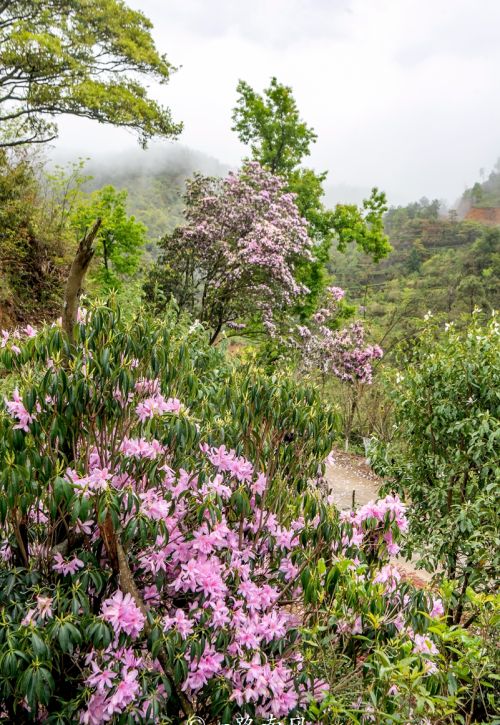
[325,449,432,586]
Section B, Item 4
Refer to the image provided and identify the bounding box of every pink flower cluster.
[1,324,36,356]
[3,359,442,723]
[135,394,182,422]
[119,436,165,459]
[4,388,37,432]
[204,443,254,482]
[101,591,145,639]
[157,161,312,335]
[52,552,84,576]
[81,645,161,724]
[337,494,408,558]
[297,287,383,384]
[78,428,326,721]
[21,595,54,626]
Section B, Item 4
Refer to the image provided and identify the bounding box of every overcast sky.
[55,0,500,206]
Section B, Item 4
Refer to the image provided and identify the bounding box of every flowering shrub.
[0,304,337,722]
[297,286,383,385]
[145,161,312,342]
[0,305,496,723]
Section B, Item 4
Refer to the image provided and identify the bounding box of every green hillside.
[460,158,500,209]
[330,194,500,353]
[84,147,230,251]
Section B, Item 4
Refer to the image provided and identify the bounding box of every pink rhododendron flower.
[136,394,182,422]
[412,633,438,656]
[36,595,53,619]
[101,590,145,639]
[53,552,84,576]
[24,324,37,337]
[430,597,445,618]
[5,389,35,431]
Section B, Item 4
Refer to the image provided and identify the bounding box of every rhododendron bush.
[297,286,383,385]
[0,306,497,723]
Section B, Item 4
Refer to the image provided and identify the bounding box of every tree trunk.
[62,219,102,340]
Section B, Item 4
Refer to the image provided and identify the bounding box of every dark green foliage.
[372,314,500,622]
[0,150,69,324]
[462,158,500,209]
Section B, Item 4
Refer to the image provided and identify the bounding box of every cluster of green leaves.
[0,0,181,148]
[372,313,500,623]
[71,185,147,293]
[308,584,499,724]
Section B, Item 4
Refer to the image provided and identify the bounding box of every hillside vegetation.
[0,3,498,721]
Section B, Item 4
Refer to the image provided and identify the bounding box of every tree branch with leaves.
[0,0,182,148]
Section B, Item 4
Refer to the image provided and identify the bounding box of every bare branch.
[0,132,57,148]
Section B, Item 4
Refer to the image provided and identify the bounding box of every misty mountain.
[49,144,231,244]
[53,144,376,246]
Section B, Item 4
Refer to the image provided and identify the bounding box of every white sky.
[54,0,500,206]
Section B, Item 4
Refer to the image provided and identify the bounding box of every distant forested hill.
[330,189,500,353]
[83,146,230,253]
[460,158,500,213]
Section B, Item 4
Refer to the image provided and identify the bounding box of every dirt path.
[325,449,381,510]
[325,448,432,586]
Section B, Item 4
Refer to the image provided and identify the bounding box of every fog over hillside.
[54,0,500,206]
[49,144,378,241]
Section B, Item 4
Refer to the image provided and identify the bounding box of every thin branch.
[0,133,57,148]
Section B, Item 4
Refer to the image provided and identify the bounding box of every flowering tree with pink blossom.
[145,161,312,343]
[295,285,383,449]
[0,305,495,723]
[298,286,383,385]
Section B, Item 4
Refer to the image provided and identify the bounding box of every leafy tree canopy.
[232,78,391,317]
[0,0,182,148]
[71,185,147,293]
[232,77,317,175]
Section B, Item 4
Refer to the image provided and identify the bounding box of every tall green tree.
[232,77,318,175]
[232,78,391,317]
[71,185,147,293]
[0,0,181,148]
